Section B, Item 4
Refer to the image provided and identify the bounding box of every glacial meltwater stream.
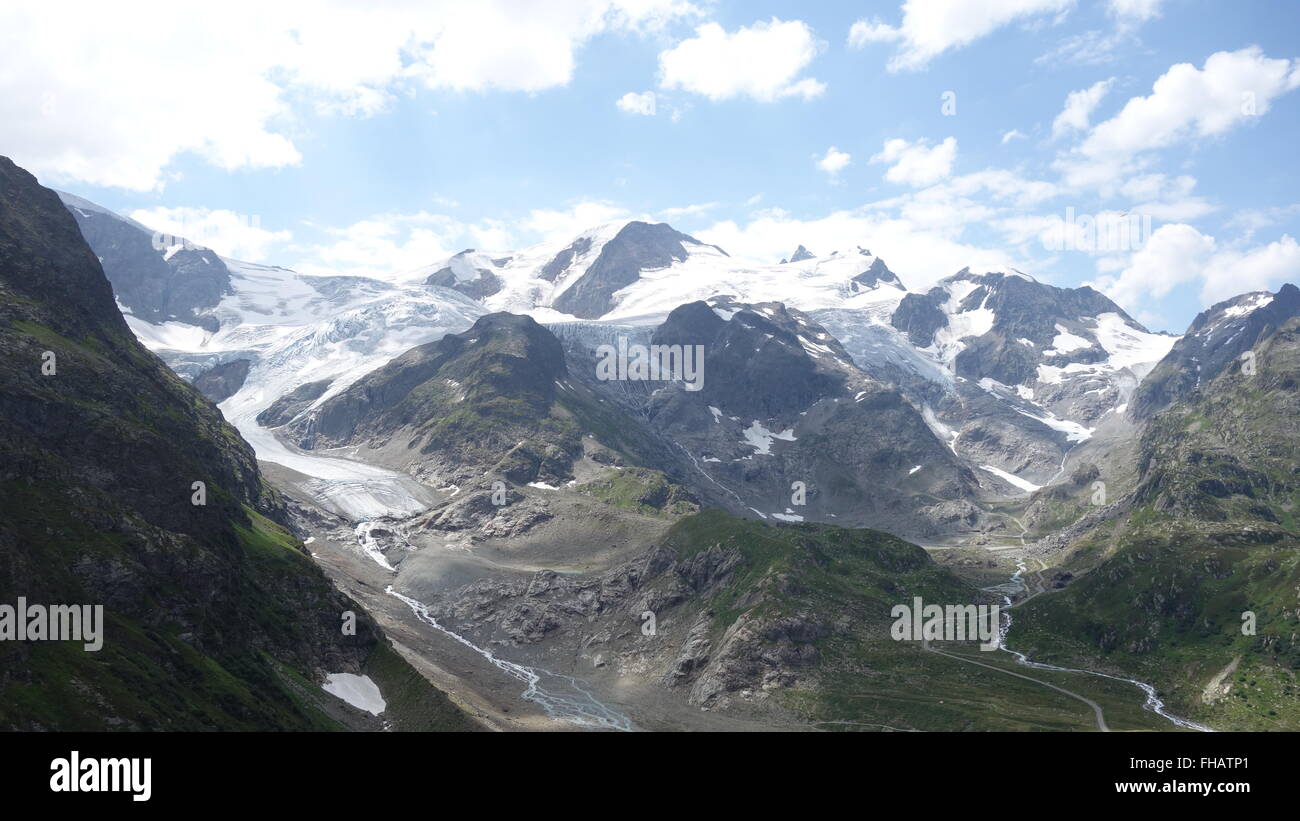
[997,560,1214,732]
[386,588,634,731]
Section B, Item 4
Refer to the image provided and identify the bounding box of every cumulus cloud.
[520,200,634,243]
[1201,235,1300,304]
[847,19,901,48]
[870,137,957,187]
[817,146,852,177]
[293,211,464,277]
[1107,0,1164,23]
[658,18,826,102]
[0,0,699,190]
[1089,223,1300,311]
[1089,223,1216,307]
[1052,78,1114,138]
[1059,48,1300,190]
[130,206,292,262]
[848,0,1072,72]
[616,91,657,115]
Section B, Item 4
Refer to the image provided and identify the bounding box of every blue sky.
[3,0,1299,331]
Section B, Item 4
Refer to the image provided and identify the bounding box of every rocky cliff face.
[552,221,724,319]
[1132,284,1300,419]
[256,378,333,428]
[287,312,581,486]
[563,298,982,538]
[193,358,251,403]
[785,244,815,263]
[419,508,978,715]
[58,191,232,332]
[0,157,470,730]
[425,249,505,299]
[278,296,981,538]
[851,255,904,290]
[1013,307,1300,730]
[895,269,1142,386]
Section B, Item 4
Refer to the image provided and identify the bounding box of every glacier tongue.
[132,257,488,520]
[225,389,431,521]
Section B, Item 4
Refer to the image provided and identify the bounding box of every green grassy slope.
[641,510,1173,730]
[0,155,475,731]
[1011,318,1300,730]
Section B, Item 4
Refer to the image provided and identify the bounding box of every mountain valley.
[2,156,1295,732]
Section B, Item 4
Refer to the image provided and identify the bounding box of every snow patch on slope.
[322,673,386,715]
[979,465,1042,494]
[741,421,797,455]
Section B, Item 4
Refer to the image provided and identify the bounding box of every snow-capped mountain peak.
[57,191,1196,507]
[1133,283,1300,418]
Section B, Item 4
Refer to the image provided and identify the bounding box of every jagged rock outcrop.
[288,312,581,485]
[192,358,251,403]
[0,156,470,731]
[553,222,725,318]
[256,378,332,427]
[425,249,504,299]
[1132,284,1300,419]
[58,191,232,332]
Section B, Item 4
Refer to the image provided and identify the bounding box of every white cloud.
[405,1,699,93]
[294,212,463,277]
[847,19,901,47]
[1226,204,1300,240]
[1001,129,1027,144]
[1090,223,1216,308]
[659,202,719,218]
[848,0,1072,72]
[1038,1,1163,65]
[1086,48,1300,153]
[695,168,1061,288]
[1107,0,1163,23]
[467,219,515,252]
[1060,48,1300,189]
[0,0,700,190]
[1118,173,1214,221]
[817,147,852,176]
[130,206,291,262]
[521,200,634,243]
[1090,223,1300,311]
[697,208,1019,291]
[292,208,529,277]
[616,91,657,115]
[870,137,957,187]
[658,18,826,102]
[1052,78,1113,138]
[1201,235,1300,304]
